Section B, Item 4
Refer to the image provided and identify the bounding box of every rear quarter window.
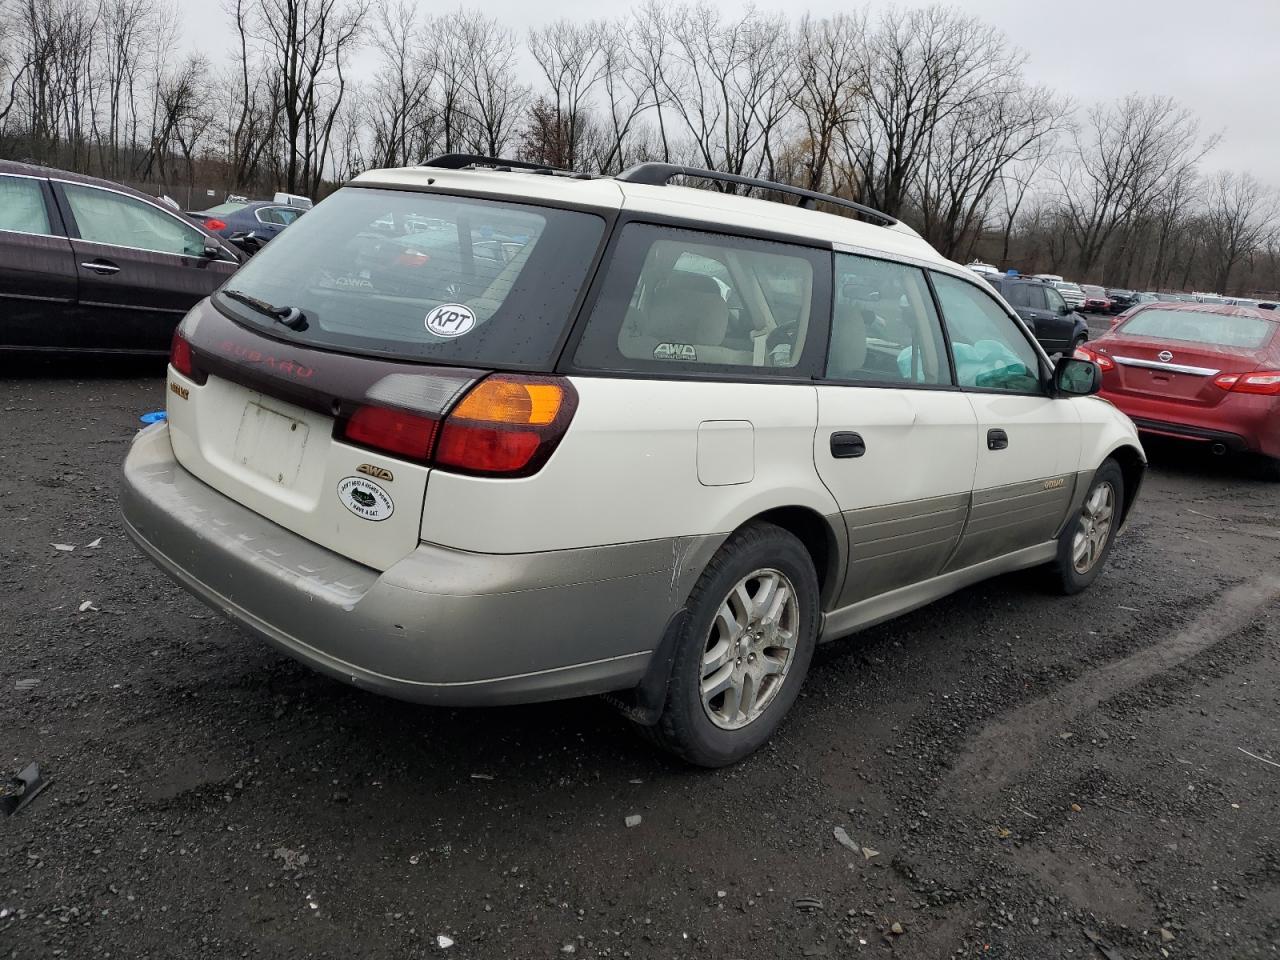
[572,223,829,376]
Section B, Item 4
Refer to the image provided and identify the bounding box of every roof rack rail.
[421,153,594,179]
[615,163,898,227]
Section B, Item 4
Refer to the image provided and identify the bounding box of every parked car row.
[0,162,310,353]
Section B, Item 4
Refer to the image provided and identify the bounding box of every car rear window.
[204,202,250,215]
[214,186,605,369]
[1119,309,1276,349]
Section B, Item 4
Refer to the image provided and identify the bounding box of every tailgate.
[168,300,482,571]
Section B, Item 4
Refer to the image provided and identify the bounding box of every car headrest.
[644,272,729,346]
[829,302,868,373]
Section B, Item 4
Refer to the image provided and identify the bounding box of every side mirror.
[1057,303,1072,316]
[203,238,223,259]
[1055,356,1101,396]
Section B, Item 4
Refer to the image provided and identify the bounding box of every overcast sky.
[180,0,1278,183]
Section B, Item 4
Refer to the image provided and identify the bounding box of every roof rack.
[421,153,594,179]
[615,163,898,227]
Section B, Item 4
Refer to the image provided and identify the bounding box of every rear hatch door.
[165,180,612,571]
[172,301,482,571]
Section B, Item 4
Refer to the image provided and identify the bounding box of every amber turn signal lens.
[448,376,564,426]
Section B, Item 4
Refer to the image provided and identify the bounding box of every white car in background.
[1052,281,1086,310]
[121,155,1146,766]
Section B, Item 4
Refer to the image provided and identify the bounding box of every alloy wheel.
[1072,481,1115,574]
[700,568,800,730]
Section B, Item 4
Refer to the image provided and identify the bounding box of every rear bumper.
[1103,391,1280,457]
[121,424,714,705]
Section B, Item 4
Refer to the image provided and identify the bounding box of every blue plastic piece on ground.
[139,411,167,424]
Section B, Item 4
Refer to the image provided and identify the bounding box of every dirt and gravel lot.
[2,355,1278,960]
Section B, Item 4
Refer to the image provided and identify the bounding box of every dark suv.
[984,275,1088,354]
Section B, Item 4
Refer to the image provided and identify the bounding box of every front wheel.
[1073,333,1089,350]
[1047,460,1124,594]
[639,522,819,767]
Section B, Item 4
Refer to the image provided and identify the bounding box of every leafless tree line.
[1,0,1277,293]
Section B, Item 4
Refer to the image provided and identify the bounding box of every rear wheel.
[1048,459,1124,594]
[640,522,819,767]
[1073,333,1088,350]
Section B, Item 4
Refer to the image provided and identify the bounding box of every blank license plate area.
[233,401,309,486]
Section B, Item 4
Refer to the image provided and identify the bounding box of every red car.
[1076,302,1280,474]
[1079,284,1111,313]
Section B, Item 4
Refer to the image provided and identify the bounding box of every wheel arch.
[610,503,846,728]
[742,505,846,611]
[1105,443,1146,529]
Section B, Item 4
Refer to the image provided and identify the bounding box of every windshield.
[1120,308,1276,349]
[214,187,605,368]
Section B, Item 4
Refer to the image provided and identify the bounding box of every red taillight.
[204,218,227,232]
[1073,346,1115,372]
[336,375,577,477]
[340,405,438,463]
[169,328,207,383]
[1213,371,1280,395]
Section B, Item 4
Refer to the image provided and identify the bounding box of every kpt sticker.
[337,476,395,521]
[425,303,476,338]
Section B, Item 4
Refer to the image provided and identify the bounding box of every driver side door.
[54,181,239,352]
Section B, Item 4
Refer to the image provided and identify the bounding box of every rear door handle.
[987,428,1009,451]
[80,260,120,275]
[830,431,866,458]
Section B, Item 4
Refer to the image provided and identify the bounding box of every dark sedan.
[187,200,305,241]
[0,160,242,353]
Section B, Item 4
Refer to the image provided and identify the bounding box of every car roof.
[350,166,955,272]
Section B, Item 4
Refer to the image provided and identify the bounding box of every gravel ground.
[2,356,1278,959]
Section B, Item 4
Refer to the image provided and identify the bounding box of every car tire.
[639,522,819,767]
[1048,459,1125,595]
[1073,334,1088,350]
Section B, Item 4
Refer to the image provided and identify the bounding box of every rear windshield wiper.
[221,288,308,331]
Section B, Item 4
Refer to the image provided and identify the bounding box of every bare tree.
[235,0,368,195]
[527,19,605,169]
[1202,170,1277,293]
[660,3,797,180]
[453,12,525,157]
[367,0,435,167]
[840,6,1017,218]
[1053,94,1217,276]
[915,80,1066,258]
[792,12,865,193]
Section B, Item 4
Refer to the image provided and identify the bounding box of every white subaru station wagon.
[121,155,1145,766]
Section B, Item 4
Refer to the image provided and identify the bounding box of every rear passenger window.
[0,176,53,235]
[931,272,1043,394]
[573,223,825,373]
[829,253,951,386]
[1002,282,1030,308]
